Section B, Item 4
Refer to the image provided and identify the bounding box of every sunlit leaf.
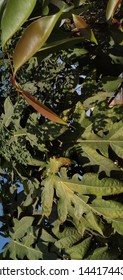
[106,0,122,21]
[20,89,67,125]
[13,7,64,75]
[72,14,98,44]
[11,217,34,239]
[1,0,37,49]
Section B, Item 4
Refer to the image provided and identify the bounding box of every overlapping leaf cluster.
[0,0,123,260]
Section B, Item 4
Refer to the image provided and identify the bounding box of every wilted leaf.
[1,0,37,49]
[106,0,122,21]
[13,8,64,74]
[72,14,98,44]
[20,90,67,125]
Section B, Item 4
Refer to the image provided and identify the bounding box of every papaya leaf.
[2,96,14,127]
[4,240,43,260]
[112,219,123,235]
[20,90,67,125]
[87,246,113,260]
[72,14,98,45]
[54,227,82,249]
[1,0,37,50]
[41,176,54,217]
[13,7,64,75]
[106,0,122,21]
[10,217,34,239]
[56,172,123,200]
[92,199,123,219]
[66,237,91,260]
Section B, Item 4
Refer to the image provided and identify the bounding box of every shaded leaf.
[66,237,91,259]
[2,96,14,127]
[1,0,37,49]
[72,14,98,44]
[87,246,112,260]
[20,90,67,125]
[13,7,64,74]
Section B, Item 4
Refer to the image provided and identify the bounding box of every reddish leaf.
[20,89,67,125]
[13,8,64,75]
[72,14,98,45]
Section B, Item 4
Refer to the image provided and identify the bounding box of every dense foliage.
[0,0,123,260]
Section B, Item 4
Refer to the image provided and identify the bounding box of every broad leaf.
[20,90,67,125]
[87,246,115,260]
[72,14,98,45]
[10,217,34,239]
[92,199,123,219]
[1,0,37,49]
[13,8,64,75]
[106,0,122,21]
[4,240,43,260]
[66,237,91,259]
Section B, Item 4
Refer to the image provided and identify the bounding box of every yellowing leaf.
[20,90,67,125]
[13,8,64,75]
[72,14,98,45]
[1,0,37,50]
[106,0,122,21]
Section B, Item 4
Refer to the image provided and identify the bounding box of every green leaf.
[58,173,123,198]
[102,76,123,92]
[92,199,123,219]
[11,217,34,239]
[4,240,43,260]
[87,246,111,260]
[106,0,121,21]
[13,7,64,75]
[66,237,91,260]
[1,0,37,49]
[112,219,123,235]
[54,227,81,249]
[2,96,14,127]
[83,92,111,109]
[41,176,54,217]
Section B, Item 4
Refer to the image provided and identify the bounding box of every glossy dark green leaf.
[1,0,37,49]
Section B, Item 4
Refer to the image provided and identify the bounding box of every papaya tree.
[0,0,123,260]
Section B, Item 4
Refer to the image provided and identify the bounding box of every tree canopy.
[0,0,123,260]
